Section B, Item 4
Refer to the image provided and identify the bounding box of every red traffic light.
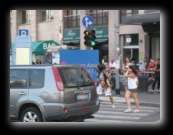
[84,30,89,36]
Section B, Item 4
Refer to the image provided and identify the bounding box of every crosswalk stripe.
[84,118,134,122]
[97,110,148,116]
[99,108,156,112]
[99,106,157,113]
[93,114,141,120]
[100,104,159,109]
[84,102,159,122]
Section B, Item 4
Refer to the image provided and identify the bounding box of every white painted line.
[84,119,134,123]
[93,114,141,120]
[97,110,148,116]
[99,108,156,112]
[100,104,159,109]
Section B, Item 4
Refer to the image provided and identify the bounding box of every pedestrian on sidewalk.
[148,58,156,81]
[139,57,148,75]
[94,62,115,108]
[124,65,140,113]
[151,58,160,94]
[122,57,133,94]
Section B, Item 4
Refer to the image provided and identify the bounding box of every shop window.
[64,10,80,29]
[41,10,54,21]
[124,34,139,46]
[22,10,31,24]
[88,10,108,26]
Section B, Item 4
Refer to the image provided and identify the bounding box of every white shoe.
[133,109,140,113]
[124,109,132,113]
[112,105,115,108]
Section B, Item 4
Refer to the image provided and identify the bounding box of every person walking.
[122,57,133,93]
[94,63,115,108]
[151,58,160,94]
[124,65,140,113]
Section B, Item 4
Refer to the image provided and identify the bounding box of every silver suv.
[10,64,100,122]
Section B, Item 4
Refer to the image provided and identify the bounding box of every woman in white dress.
[124,65,140,113]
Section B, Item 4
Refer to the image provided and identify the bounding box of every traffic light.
[84,30,90,46]
[90,30,96,47]
[84,29,97,47]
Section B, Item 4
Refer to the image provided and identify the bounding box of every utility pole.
[115,10,120,95]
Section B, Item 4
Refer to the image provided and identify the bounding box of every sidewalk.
[99,87,160,107]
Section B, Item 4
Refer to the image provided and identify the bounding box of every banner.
[60,50,99,83]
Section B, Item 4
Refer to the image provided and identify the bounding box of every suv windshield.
[58,67,92,88]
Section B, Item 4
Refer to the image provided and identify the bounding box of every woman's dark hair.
[128,65,138,76]
[124,57,131,65]
[97,63,106,71]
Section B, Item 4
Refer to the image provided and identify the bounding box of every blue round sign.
[82,15,94,28]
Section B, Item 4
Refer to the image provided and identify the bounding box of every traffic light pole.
[115,10,120,96]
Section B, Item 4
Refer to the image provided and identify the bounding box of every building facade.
[10,10,160,67]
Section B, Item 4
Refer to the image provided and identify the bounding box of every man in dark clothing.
[151,58,160,94]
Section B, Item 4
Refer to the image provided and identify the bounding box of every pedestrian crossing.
[84,101,160,122]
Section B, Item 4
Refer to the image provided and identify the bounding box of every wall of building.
[11,10,62,45]
[11,10,149,66]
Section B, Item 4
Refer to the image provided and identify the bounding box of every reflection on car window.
[29,69,45,88]
[10,69,28,88]
[59,67,92,87]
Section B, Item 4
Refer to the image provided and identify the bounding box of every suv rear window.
[58,67,92,88]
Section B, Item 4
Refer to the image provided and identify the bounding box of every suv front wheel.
[20,107,43,122]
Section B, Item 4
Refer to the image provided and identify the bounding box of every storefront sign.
[63,29,80,41]
[92,26,108,38]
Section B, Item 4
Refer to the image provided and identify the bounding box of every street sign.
[19,29,29,36]
[82,15,94,28]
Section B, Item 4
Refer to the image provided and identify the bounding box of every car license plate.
[76,94,89,101]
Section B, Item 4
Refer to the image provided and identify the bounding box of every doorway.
[123,48,139,69]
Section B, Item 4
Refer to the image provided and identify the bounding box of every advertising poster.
[60,50,99,83]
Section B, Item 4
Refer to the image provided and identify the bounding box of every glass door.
[123,48,139,69]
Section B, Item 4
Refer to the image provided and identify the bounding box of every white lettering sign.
[96,30,103,34]
[67,30,76,36]
[43,43,57,50]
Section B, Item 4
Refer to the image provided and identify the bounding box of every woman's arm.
[125,69,134,78]
[102,70,111,79]
[106,78,111,87]
[94,66,99,72]
[122,63,127,72]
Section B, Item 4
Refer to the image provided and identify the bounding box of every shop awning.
[11,40,60,56]
[121,13,160,25]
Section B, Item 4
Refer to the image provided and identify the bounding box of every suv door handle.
[19,91,26,95]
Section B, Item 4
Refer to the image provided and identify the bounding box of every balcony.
[87,11,108,26]
[63,15,80,29]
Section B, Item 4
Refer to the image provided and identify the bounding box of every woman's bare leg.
[131,92,139,109]
[125,90,131,109]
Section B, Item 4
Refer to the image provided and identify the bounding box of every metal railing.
[87,11,108,26]
[63,15,80,29]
